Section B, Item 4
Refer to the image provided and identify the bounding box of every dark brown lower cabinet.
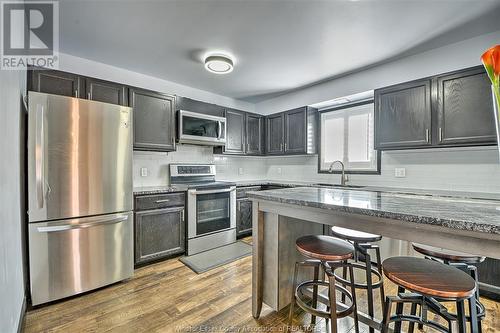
[236,198,252,238]
[134,205,185,265]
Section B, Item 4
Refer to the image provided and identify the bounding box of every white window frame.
[318,101,379,174]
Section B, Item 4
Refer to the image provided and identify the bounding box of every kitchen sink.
[313,183,365,189]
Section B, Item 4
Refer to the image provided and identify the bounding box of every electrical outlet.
[238,167,244,175]
[140,167,148,177]
[394,168,406,178]
[277,167,282,175]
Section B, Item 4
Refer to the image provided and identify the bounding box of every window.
[319,102,379,173]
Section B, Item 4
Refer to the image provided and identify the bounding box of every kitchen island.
[247,187,500,324]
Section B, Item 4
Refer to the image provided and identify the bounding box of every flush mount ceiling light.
[204,54,234,74]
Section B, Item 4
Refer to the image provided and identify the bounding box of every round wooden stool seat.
[383,257,476,299]
[296,235,354,261]
[331,226,382,243]
[412,243,485,264]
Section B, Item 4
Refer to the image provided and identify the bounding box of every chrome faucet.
[328,160,347,186]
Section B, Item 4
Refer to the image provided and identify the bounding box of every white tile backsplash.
[134,144,500,193]
[133,145,215,187]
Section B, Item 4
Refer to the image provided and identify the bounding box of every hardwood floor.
[24,238,500,332]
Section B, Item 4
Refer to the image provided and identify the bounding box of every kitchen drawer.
[236,186,262,198]
[135,192,185,211]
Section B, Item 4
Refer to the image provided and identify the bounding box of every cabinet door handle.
[425,129,430,143]
[155,199,170,203]
[180,210,185,222]
[284,143,287,151]
[280,143,283,151]
[87,92,92,100]
[438,127,443,142]
[74,89,78,98]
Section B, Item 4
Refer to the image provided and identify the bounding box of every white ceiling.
[59,0,500,103]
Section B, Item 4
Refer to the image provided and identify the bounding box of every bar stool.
[330,226,385,333]
[288,235,360,333]
[382,256,479,333]
[411,243,486,332]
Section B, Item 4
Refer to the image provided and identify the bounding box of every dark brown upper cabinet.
[266,113,285,155]
[285,107,308,154]
[246,113,264,155]
[375,79,433,150]
[85,77,128,106]
[435,67,496,146]
[224,109,246,154]
[176,96,225,117]
[266,107,317,155]
[28,68,128,106]
[29,68,84,98]
[375,66,497,150]
[130,88,176,152]
[214,109,264,156]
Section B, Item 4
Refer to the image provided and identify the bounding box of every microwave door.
[178,111,226,145]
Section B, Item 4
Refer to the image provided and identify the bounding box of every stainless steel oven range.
[170,164,236,255]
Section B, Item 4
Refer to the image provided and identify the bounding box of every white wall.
[57,53,255,112]
[256,30,500,114]
[0,69,27,332]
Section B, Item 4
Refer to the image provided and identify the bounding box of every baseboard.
[17,297,26,333]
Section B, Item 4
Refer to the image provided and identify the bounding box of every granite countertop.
[234,180,500,201]
[133,185,187,195]
[134,180,500,201]
[247,187,500,235]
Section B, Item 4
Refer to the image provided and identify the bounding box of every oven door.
[178,110,226,145]
[187,186,236,239]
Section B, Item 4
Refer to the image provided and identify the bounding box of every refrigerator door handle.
[35,104,44,209]
[36,215,129,233]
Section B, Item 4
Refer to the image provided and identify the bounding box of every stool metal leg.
[469,266,483,333]
[288,262,300,330]
[456,300,467,333]
[394,286,405,333]
[375,246,386,312]
[328,273,338,333]
[349,264,360,333]
[381,296,393,333]
[469,294,479,333]
[311,263,320,325]
[364,250,375,333]
[408,302,418,333]
[341,261,348,304]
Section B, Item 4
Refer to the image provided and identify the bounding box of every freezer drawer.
[29,212,134,305]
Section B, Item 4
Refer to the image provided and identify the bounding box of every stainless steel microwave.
[178,110,226,146]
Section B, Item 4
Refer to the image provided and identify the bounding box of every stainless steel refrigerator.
[27,91,134,305]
